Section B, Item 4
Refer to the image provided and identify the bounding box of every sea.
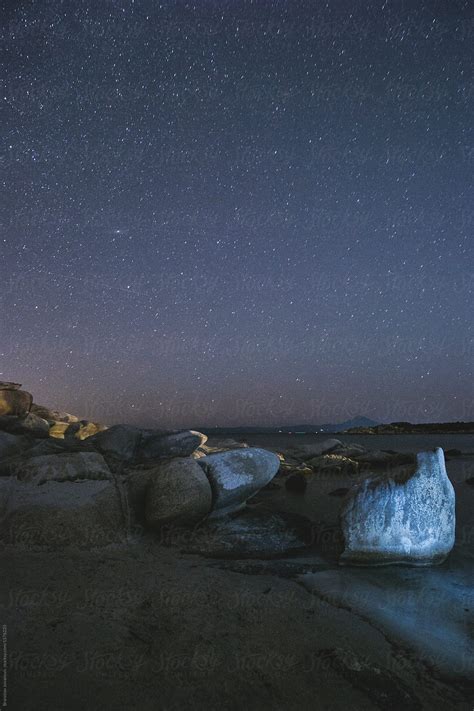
[210,432,474,455]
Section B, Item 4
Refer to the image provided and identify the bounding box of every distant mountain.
[343,421,474,434]
[199,416,379,436]
[321,416,379,433]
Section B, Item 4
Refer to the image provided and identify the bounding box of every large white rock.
[198,447,280,517]
[145,458,212,527]
[340,448,455,566]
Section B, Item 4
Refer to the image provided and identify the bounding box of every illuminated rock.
[0,388,32,417]
[74,421,107,440]
[340,448,455,566]
[198,447,280,517]
[49,421,70,439]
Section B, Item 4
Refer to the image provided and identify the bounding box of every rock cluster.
[276,439,418,481]
[0,385,280,548]
[0,384,456,566]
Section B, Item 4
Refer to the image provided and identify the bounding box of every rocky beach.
[1,382,473,710]
[4,0,473,707]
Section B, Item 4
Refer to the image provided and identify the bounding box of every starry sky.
[2,0,473,428]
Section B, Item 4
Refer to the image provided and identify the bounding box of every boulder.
[0,478,126,547]
[289,439,343,461]
[340,448,455,566]
[0,432,31,461]
[31,404,79,423]
[145,458,212,527]
[54,420,107,441]
[136,429,206,464]
[49,421,69,439]
[89,424,141,461]
[15,452,112,484]
[0,382,22,390]
[278,461,313,479]
[90,425,207,465]
[198,439,249,455]
[308,454,359,476]
[74,420,107,440]
[29,403,56,421]
[197,447,280,516]
[0,413,50,438]
[0,389,32,417]
[52,411,79,424]
[48,421,88,439]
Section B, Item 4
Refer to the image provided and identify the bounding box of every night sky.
[2,1,473,428]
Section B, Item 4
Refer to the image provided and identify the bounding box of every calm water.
[210,432,474,454]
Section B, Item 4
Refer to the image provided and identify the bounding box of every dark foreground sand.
[2,443,473,711]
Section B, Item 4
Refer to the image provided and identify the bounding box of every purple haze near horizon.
[2,0,473,428]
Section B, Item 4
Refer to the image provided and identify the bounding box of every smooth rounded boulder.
[0,388,32,417]
[0,413,50,438]
[145,457,212,527]
[137,429,207,464]
[339,447,455,566]
[197,447,280,516]
[90,425,207,465]
[89,424,141,461]
[289,439,343,461]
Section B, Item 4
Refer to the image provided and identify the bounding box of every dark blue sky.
[2,0,473,426]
